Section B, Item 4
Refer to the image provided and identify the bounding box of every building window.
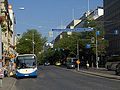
[5,33,7,37]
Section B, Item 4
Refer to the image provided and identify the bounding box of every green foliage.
[53,18,108,59]
[39,48,56,64]
[54,32,84,57]
[83,18,108,55]
[16,29,47,63]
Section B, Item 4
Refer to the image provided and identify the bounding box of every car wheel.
[116,64,120,75]
[107,65,111,71]
[67,67,69,69]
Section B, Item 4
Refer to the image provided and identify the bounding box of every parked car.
[66,62,76,69]
[66,57,77,67]
[105,62,113,70]
[110,63,119,71]
[55,61,61,66]
[115,63,120,75]
[44,62,50,66]
[105,55,120,71]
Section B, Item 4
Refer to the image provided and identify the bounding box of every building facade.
[75,6,103,28]
[54,7,104,44]
[104,0,120,55]
[0,0,15,66]
[66,20,81,29]
[8,4,16,56]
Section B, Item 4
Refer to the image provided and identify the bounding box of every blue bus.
[15,54,37,78]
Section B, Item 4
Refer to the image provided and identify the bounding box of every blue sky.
[9,0,103,42]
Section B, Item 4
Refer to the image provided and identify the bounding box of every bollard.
[0,67,4,88]
[0,79,2,87]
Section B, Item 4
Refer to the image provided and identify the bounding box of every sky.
[8,0,103,42]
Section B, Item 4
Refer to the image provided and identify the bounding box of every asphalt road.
[14,65,120,90]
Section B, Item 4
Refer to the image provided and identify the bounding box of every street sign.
[96,31,100,36]
[52,28,93,32]
[76,60,80,71]
[86,44,91,48]
[76,60,80,64]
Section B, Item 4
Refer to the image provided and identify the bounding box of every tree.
[82,17,109,67]
[16,29,47,62]
[54,32,84,58]
[83,17,108,55]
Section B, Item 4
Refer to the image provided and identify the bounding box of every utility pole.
[72,8,75,20]
[77,41,79,59]
[88,0,90,13]
[86,0,90,16]
[32,32,34,54]
[96,31,98,69]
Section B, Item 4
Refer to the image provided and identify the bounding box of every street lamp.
[87,0,90,16]
[32,33,35,54]
[96,31,99,69]
[18,7,35,54]
[19,7,25,10]
[25,33,35,54]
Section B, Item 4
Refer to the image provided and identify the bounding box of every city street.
[11,66,120,90]
[1,0,120,90]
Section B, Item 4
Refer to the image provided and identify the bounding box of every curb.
[78,70,120,80]
[54,66,120,80]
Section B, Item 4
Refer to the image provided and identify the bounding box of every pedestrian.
[3,65,8,77]
[0,66,4,78]
[86,61,89,69]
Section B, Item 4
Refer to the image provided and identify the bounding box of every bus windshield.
[16,55,36,69]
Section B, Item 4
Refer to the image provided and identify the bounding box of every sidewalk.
[77,67,120,80]
[0,77,16,90]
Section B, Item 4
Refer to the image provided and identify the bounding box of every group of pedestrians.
[0,58,16,78]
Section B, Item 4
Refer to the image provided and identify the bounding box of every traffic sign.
[76,60,80,64]
[52,28,93,32]
[86,44,91,48]
[96,31,100,36]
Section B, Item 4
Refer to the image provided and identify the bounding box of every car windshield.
[67,61,74,64]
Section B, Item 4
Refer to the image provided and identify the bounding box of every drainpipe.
[0,25,2,61]
[0,8,2,64]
